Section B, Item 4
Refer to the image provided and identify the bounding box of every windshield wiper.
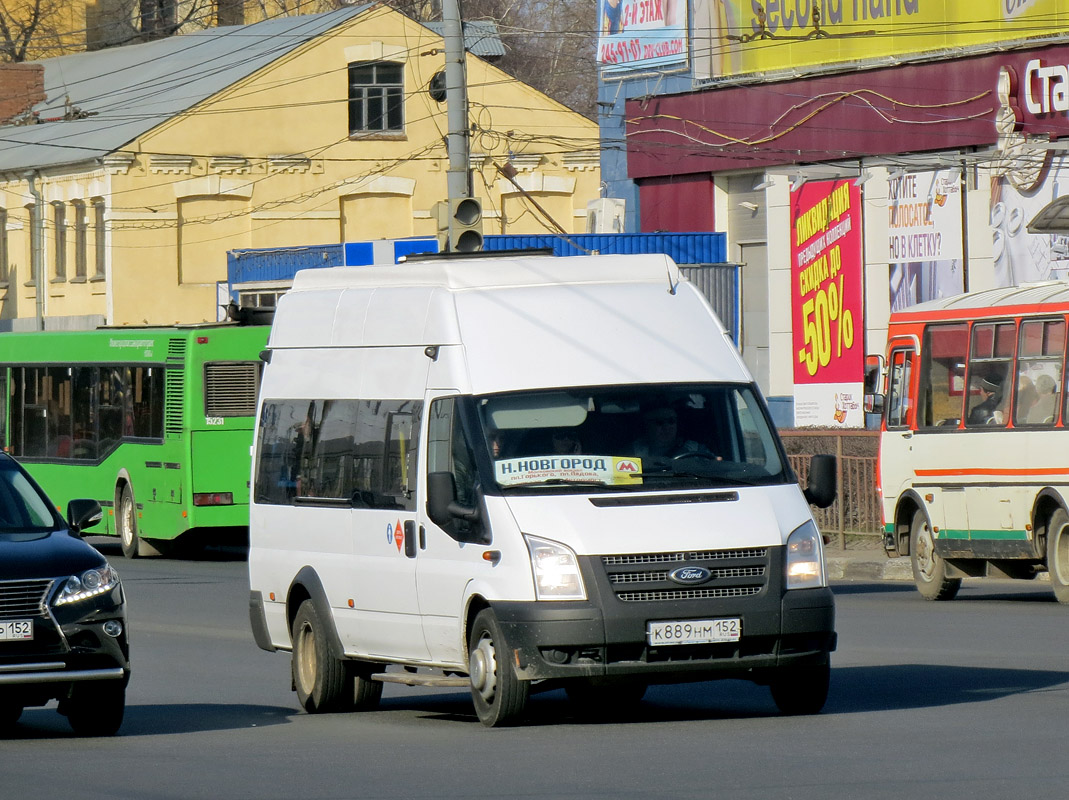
[627,467,752,485]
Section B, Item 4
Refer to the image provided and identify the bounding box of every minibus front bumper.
[492,586,835,683]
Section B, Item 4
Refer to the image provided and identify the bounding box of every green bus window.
[45,366,73,459]
[22,367,48,458]
[130,366,163,439]
[71,367,96,459]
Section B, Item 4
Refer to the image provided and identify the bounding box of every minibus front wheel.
[910,510,961,601]
[468,608,529,727]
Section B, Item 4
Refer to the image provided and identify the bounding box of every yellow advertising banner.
[694,0,1069,80]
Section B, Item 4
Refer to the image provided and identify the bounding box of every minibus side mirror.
[427,471,459,527]
[864,392,885,414]
[66,498,103,536]
[426,472,486,542]
[803,454,837,509]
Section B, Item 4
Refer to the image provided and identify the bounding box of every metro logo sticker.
[494,455,643,486]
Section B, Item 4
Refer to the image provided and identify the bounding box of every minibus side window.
[426,397,479,540]
[919,324,968,428]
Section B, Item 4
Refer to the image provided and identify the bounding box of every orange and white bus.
[871,281,1069,603]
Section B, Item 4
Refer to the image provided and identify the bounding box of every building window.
[348,62,403,135]
[73,201,87,280]
[92,199,106,280]
[0,208,7,285]
[24,204,37,287]
[52,202,66,282]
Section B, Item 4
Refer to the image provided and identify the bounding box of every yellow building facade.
[0,7,600,328]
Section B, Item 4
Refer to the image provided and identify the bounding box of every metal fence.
[780,429,882,550]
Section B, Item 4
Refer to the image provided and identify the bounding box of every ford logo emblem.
[669,566,712,585]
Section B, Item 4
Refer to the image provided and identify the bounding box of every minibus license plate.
[647,618,740,646]
[0,620,32,641]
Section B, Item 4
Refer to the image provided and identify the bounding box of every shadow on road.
[355,660,1069,727]
[85,536,249,563]
[4,703,295,739]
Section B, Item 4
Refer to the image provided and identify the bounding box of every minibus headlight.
[785,520,827,590]
[524,535,586,601]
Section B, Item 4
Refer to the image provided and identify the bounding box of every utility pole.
[438,0,483,252]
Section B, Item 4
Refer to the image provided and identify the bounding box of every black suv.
[0,453,129,736]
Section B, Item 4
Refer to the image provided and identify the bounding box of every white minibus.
[248,253,837,726]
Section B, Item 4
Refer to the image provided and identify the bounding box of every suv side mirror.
[803,454,837,509]
[66,498,103,536]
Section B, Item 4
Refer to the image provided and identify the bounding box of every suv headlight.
[54,565,120,606]
[524,535,586,601]
[785,520,826,589]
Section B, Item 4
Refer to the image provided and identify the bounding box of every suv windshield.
[475,384,789,492]
[0,458,63,535]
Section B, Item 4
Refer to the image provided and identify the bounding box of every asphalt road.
[3,542,1068,800]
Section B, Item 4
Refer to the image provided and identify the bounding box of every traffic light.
[436,197,483,253]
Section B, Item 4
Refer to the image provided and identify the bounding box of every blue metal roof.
[226,233,729,290]
[484,233,727,264]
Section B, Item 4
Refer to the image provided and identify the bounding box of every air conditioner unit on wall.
[586,198,626,234]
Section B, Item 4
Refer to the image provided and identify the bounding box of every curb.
[826,555,913,582]
[825,554,1052,583]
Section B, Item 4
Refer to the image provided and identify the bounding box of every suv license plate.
[0,620,33,641]
[647,618,741,646]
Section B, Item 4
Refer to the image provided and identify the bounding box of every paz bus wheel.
[468,608,529,727]
[1046,509,1069,604]
[291,600,349,713]
[117,485,141,559]
[910,510,960,601]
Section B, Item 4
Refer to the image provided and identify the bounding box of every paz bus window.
[966,321,1015,427]
[886,348,912,429]
[1015,318,1064,426]
[919,324,968,428]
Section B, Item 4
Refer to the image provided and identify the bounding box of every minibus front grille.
[616,586,762,602]
[603,548,767,566]
[601,547,770,603]
[609,566,766,584]
[0,579,52,618]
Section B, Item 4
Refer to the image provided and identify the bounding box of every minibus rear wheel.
[468,609,529,727]
[909,510,961,601]
[292,600,349,713]
[1046,509,1069,604]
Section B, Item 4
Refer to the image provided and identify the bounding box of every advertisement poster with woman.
[791,179,865,428]
[992,153,1069,287]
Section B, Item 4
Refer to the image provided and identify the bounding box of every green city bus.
[0,323,269,557]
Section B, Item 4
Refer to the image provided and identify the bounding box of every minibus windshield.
[475,384,789,492]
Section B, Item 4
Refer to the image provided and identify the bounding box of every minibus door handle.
[404,520,418,558]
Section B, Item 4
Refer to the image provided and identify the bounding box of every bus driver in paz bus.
[968,374,1005,425]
